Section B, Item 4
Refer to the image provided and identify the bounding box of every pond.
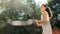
[0,0,48,34]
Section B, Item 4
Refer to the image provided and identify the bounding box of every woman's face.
[40,5,46,12]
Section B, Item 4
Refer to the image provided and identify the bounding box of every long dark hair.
[42,4,52,17]
[46,8,51,17]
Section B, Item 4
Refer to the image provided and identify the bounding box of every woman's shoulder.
[42,11,48,15]
[44,11,49,15]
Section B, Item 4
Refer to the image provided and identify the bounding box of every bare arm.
[35,12,48,26]
[35,12,47,23]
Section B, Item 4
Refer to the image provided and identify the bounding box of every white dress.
[41,11,52,34]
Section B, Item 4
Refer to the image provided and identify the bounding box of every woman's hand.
[36,22,42,26]
[35,20,39,23]
[35,20,42,26]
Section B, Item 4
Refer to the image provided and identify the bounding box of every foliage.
[1,0,42,21]
[0,15,7,23]
[1,0,34,21]
[48,0,60,28]
[48,0,60,18]
[34,5,42,20]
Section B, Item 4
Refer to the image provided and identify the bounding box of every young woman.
[35,4,53,34]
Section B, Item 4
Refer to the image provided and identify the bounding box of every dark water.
[6,24,42,34]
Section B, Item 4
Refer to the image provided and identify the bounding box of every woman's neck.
[41,11,46,13]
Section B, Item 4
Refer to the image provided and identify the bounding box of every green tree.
[48,0,60,29]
